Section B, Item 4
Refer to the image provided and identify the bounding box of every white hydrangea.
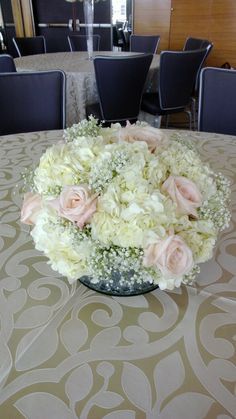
[31,207,93,281]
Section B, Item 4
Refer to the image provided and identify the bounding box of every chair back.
[198,67,236,135]
[183,38,213,92]
[130,35,160,54]
[158,49,207,111]
[0,70,66,136]
[68,35,101,52]
[13,36,46,57]
[194,43,213,92]
[183,37,212,51]
[93,54,153,123]
[0,54,16,72]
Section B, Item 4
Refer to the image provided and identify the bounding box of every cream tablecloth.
[0,129,235,419]
[15,52,159,128]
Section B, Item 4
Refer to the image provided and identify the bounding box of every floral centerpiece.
[21,119,231,295]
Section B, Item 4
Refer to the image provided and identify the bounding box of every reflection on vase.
[83,0,94,60]
[79,271,159,297]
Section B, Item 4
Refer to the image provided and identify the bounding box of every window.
[112,0,127,24]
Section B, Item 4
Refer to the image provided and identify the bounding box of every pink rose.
[49,185,98,228]
[162,176,202,218]
[143,234,193,278]
[21,193,42,225]
[118,121,169,152]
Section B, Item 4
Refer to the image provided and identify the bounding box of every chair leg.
[184,109,192,130]
[165,114,170,128]
[154,115,162,128]
[191,97,197,130]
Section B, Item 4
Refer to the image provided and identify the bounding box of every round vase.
[79,271,158,296]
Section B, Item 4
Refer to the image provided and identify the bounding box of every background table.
[0,129,235,418]
[15,52,159,128]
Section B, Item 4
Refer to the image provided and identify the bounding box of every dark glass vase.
[79,270,158,296]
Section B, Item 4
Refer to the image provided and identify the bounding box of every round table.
[0,128,235,418]
[15,51,160,128]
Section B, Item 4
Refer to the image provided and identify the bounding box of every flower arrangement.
[21,119,231,293]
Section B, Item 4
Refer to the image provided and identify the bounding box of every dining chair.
[183,37,212,51]
[183,37,214,129]
[13,36,47,57]
[141,49,207,129]
[198,66,236,135]
[0,70,66,136]
[86,53,153,125]
[67,34,101,52]
[0,54,16,72]
[130,35,160,54]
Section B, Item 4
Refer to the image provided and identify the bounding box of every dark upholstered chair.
[0,70,66,136]
[198,67,236,135]
[183,38,214,128]
[183,38,213,92]
[12,36,46,57]
[130,35,160,54]
[141,49,207,129]
[68,35,101,52]
[0,54,16,72]
[86,54,153,125]
[183,37,212,51]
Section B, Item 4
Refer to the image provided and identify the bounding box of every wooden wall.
[169,0,211,50]
[133,0,236,68]
[208,0,236,67]
[133,0,171,52]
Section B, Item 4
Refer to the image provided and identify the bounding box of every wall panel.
[133,0,171,52]
[133,0,236,67]
[169,0,236,67]
[208,0,236,67]
[169,0,211,50]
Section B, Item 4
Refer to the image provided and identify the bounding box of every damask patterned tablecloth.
[14,52,159,128]
[0,129,235,419]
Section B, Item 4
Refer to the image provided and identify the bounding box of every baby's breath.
[63,116,101,142]
[215,172,231,199]
[49,216,92,241]
[182,265,200,285]
[170,132,197,152]
[45,185,62,197]
[89,149,130,192]
[21,167,36,192]
[199,172,231,230]
[87,245,153,287]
